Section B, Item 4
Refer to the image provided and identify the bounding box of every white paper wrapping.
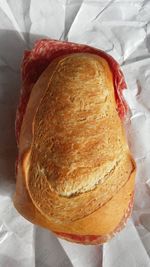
[0,0,150,266]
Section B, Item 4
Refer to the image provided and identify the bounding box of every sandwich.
[14,39,136,244]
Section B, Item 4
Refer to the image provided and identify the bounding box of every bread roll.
[14,52,136,244]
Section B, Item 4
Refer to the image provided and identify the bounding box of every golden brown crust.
[14,53,136,243]
[55,191,134,245]
[14,163,135,237]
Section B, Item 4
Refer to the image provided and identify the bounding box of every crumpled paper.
[0,0,150,266]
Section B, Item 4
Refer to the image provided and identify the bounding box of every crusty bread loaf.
[14,53,136,244]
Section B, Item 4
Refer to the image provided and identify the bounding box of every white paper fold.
[59,239,102,267]
[103,220,150,267]
[0,0,150,266]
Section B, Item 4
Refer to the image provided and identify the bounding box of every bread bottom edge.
[54,192,134,245]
